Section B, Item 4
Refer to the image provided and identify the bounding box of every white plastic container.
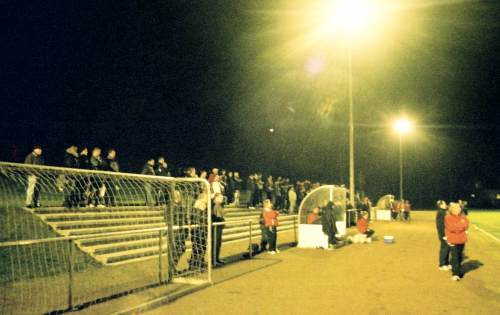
[384,235,395,244]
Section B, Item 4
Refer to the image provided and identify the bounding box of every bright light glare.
[393,118,413,135]
[324,0,379,36]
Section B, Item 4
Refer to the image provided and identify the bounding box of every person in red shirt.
[357,211,374,238]
[402,200,411,221]
[306,207,321,224]
[445,203,469,281]
[263,199,279,254]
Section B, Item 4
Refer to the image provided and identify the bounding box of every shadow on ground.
[462,259,483,275]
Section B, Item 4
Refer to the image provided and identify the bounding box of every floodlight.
[393,118,413,135]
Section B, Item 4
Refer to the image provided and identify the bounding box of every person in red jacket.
[445,202,469,281]
[306,207,321,224]
[357,211,374,238]
[263,199,280,254]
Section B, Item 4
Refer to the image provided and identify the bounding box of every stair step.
[98,226,295,264]
[34,205,163,214]
[99,244,168,264]
[52,217,165,229]
[42,211,163,221]
[77,232,159,247]
[63,223,166,236]
[90,238,164,254]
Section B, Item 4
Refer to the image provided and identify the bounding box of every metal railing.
[0,215,299,314]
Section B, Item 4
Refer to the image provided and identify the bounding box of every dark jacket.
[156,165,171,177]
[63,152,79,168]
[233,177,242,191]
[90,156,105,171]
[436,208,447,240]
[104,158,120,172]
[79,154,90,169]
[321,202,338,235]
[141,164,155,176]
[24,152,44,165]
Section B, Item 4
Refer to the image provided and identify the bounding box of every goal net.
[0,161,211,314]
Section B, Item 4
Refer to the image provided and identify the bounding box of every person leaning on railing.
[24,145,44,208]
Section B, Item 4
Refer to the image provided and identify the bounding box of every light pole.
[393,118,413,201]
[297,0,382,206]
[330,0,378,207]
[348,41,355,206]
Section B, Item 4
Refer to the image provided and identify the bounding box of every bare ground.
[144,211,500,315]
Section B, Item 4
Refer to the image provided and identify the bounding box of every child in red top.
[445,203,469,281]
[357,212,374,238]
[306,207,321,224]
[263,199,279,254]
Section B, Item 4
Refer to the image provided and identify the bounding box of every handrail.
[0,161,202,183]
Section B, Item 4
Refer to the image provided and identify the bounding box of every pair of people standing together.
[436,201,469,281]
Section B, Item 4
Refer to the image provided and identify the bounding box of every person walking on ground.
[263,199,279,254]
[436,200,451,271]
[211,193,226,266]
[24,145,44,208]
[445,202,469,281]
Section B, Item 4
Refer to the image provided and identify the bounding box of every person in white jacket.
[210,175,225,200]
[288,186,297,214]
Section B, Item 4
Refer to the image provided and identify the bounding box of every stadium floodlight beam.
[393,118,414,201]
[324,0,379,37]
[325,0,379,207]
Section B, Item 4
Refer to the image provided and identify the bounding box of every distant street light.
[393,118,414,201]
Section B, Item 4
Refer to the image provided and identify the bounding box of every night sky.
[1,1,499,207]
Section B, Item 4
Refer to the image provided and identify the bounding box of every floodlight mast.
[393,118,414,201]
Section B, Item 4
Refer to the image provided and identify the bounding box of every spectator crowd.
[22,144,332,214]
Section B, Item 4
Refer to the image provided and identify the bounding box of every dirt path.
[145,212,500,315]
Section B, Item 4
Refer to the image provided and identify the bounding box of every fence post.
[293,216,297,244]
[158,229,163,284]
[213,224,217,266]
[68,239,74,311]
[248,221,253,259]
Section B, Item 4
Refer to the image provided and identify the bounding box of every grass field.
[469,210,500,239]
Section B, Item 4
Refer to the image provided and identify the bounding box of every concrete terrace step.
[61,222,166,236]
[26,204,297,266]
[81,220,296,260]
[50,217,165,230]
[76,232,160,247]
[41,211,163,221]
[33,205,164,214]
[98,244,169,264]
[97,226,295,264]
